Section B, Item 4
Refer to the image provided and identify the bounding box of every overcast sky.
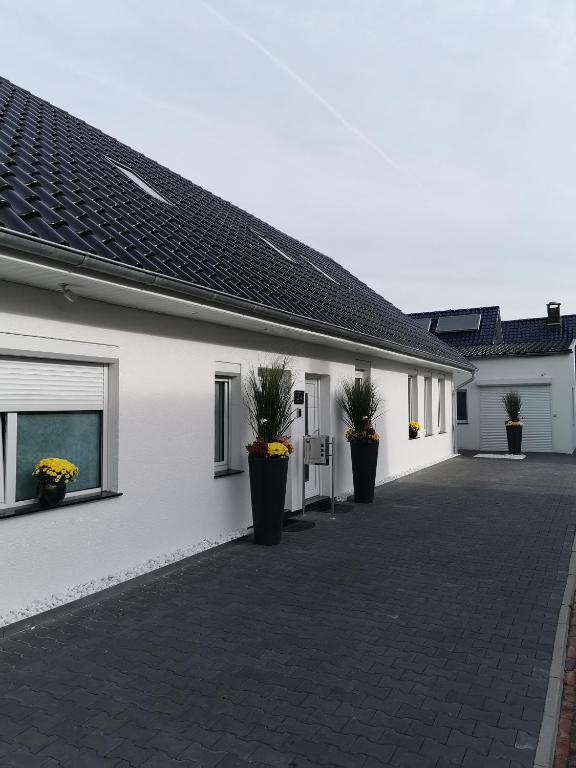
[3,0,576,319]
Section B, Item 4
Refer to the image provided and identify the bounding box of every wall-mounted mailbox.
[304,435,330,466]
[293,390,305,405]
[302,435,335,519]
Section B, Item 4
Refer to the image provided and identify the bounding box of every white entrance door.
[479,385,553,452]
[305,378,321,499]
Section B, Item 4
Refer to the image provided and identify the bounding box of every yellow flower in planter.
[409,421,422,432]
[33,457,79,484]
[267,441,290,458]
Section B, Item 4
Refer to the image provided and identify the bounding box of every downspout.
[453,368,477,454]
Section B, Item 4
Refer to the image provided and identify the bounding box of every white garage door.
[479,385,552,452]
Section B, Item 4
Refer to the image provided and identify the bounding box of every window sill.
[214,468,244,479]
[0,491,122,521]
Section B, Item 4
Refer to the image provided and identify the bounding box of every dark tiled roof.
[0,78,470,369]
[502,316,576,343]
[408,306,501,347]
[460,341,573,357]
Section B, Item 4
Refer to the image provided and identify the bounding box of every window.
[15,412,102,501]
[355,361,370,384]
[214,377,230,472]
[0,358,107,510]
[424,377,433,436]
[408,375,417,421]
[436,314,481,333]
[437,379,446,433]
[457,390,468,422]
[108,158,171,204]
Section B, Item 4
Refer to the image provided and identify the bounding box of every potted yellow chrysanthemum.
[245,358,295,545]
[33,457,79,507]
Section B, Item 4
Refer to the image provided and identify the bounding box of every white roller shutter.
[0,357,105,411]
[479,385,552,452]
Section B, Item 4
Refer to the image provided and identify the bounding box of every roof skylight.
[412,317,432,331]
[303,257,338,284]
[436,313,481,333]
[109,158,171,204]
[251,228,295,263]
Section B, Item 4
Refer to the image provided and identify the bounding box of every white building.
[0,78,471,625]
[409,304,576,454]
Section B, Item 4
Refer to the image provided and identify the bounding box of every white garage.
[479,384,553,452]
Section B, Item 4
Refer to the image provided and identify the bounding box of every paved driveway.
[1,454,575,767]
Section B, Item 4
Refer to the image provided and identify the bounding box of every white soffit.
[0,252,465,373]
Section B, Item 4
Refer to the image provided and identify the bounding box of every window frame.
[424,376,433,436]
[0,361,110,511]
[456,389,468,424]
[408,375,417,423]
[214,376,231,473]
[1,412,106,509]
[437,378,446,434]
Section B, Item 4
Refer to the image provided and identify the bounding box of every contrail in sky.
[199,0,408,176]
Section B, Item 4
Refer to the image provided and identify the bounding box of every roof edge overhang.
[464,349,574,360]
[0,228,474,373]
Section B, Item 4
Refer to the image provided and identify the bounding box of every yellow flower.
[33,457,79,483]
[409,421,421,431]
[267,441,289,458]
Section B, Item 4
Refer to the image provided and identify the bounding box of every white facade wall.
[456,353,576,454]
[0,282,456,621]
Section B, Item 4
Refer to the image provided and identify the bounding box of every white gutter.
[0,227,474,374]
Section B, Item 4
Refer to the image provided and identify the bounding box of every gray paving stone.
[1,454,575,767]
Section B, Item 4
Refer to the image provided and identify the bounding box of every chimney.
[546,301,561,326]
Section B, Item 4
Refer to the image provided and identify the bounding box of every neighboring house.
[409,303,576,454]
[0,78,471,623]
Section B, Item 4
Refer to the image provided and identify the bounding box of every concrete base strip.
[534,543,576,767]
[474,453,526,460]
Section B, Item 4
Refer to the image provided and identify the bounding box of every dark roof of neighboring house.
[0,77,470,370]
[460,341,574,358]
[502,315,576,343]
[408,306,501,347]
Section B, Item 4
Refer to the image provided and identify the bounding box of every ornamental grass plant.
[337,378,381,441]
[502,391,522,424]
[245,358,296,455]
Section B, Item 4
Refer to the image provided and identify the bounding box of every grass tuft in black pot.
[245,358,296,545]
[337,378,382,504]
[502,390,523,455]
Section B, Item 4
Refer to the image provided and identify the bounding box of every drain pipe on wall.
[453,369,477,454]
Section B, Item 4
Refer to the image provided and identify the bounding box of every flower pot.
[350,441,379,503]
[248,456,289,545]
[506,424,523,455]
[38,482,67,508]
[409,427,418,440]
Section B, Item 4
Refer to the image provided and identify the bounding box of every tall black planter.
[506,424,523,455]
[350,441,379,503]
[248,456,289,545]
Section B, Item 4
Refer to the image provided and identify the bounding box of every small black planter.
[248,456,289,545]
[409,428,418,440]
[506,424,523,455]
[38,482,67,508]
[350,441,379,503]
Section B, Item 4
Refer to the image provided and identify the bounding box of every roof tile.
[0,77,469,369]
